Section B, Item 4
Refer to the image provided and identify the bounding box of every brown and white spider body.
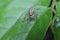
[29,7,34,16]
[29,7,35,19]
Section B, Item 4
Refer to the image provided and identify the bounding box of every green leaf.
[1,7,52,40]
[35,0,51,6]
[56,1,60,14]
[0,0,51,40]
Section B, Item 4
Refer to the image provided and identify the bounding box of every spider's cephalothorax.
[29,7,36,20]
[29,7,34,16]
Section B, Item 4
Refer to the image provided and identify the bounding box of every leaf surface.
[0,0,51,40]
